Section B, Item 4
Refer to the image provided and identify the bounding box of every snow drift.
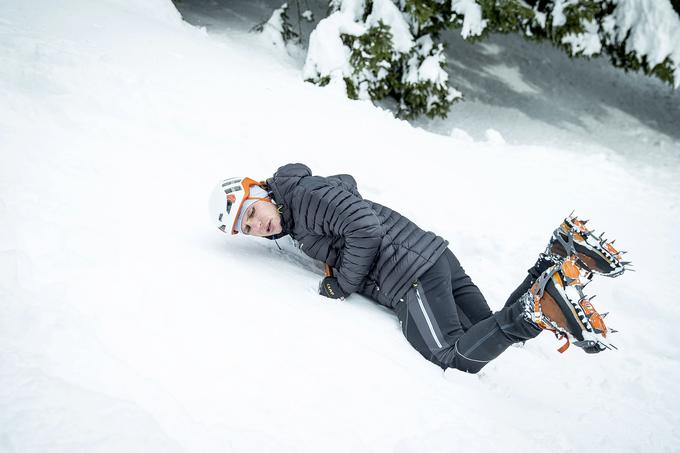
[1,0,679,452]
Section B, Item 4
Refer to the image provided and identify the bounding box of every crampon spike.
[601,312,609,318]
[609,328,619,334]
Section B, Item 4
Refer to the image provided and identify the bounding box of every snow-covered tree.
[522,0,680,87]
[303,0,461,118]
[253,3,300,49]
[300,0,680,118]
[455,0,680,88]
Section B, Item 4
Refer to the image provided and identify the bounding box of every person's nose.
[245,218,257,233]
[252,217,263,233]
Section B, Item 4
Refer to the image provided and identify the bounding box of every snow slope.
[1,0,679,452]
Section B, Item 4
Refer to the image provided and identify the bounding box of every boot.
[520,259,615,354]
[546,213,631,278]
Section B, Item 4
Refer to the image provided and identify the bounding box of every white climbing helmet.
[209,176,265,235]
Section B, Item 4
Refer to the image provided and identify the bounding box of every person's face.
[240,200,283,237]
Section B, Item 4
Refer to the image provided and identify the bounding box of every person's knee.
[435,343,489,374]
[452,343,490,373]
[456,365,484,374]
[441,357,486,374]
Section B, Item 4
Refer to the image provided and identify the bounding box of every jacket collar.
[263,180,293,240]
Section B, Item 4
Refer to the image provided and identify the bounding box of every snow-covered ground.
[1,1,679,452]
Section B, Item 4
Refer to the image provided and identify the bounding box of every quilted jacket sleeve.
[297,179,382,296]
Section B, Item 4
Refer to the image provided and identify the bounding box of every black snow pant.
[394,248,552,373]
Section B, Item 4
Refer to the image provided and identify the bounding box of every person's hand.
[319,277,346,300]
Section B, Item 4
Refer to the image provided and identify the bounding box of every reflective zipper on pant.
[454,341,490,363]
[415,287,443,349]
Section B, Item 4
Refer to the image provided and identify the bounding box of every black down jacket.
[266,163,448,308]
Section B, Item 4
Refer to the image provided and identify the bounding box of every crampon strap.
[532,300,571,353]
[556,333,570,353]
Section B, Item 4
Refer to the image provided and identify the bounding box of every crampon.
[547,213,632,278]
[521,258,617,354]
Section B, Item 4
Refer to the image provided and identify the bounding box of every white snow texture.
[1,0,680,453]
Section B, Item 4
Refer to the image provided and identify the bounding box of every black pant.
[394,248,551,373]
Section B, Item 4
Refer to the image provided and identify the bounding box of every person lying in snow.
[209,163,629,373]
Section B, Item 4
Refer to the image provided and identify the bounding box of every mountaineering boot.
[545,213,631,278]
[520,258,615,354]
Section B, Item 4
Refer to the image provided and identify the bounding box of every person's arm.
[302,180,382,297]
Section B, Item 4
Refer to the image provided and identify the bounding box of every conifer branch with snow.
[253,2,300,49]
[303,0,461,118]
[297,0,680,117]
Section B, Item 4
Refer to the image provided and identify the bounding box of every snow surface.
[2,0,680,452]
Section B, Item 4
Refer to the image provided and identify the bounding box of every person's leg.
[503,254,554,308]
[450,296,541,372]
[456,306,473,331]
[447,251,550,372]
[442,249,493,325]
[394,250,466,368]
[394,282,459,369]
[395,281,541,373]
[395,249,543,373]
